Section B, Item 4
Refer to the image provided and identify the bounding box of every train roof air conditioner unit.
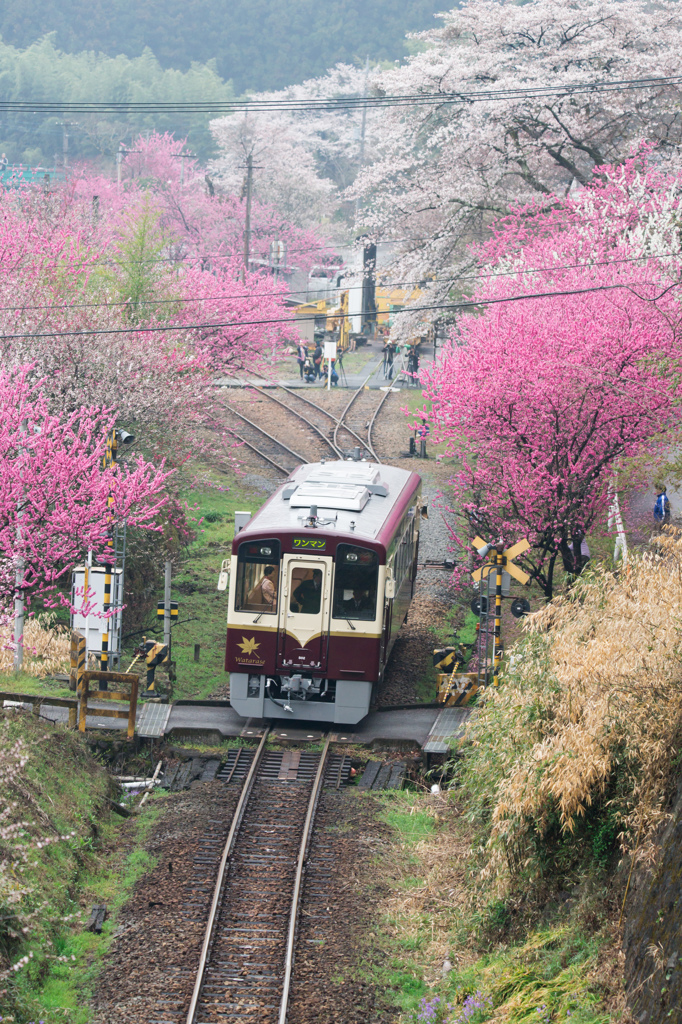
[289,482,371,512]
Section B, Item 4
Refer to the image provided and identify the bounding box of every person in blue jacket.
[654,485,671,530]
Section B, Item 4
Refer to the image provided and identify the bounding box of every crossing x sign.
[471,537,531,586]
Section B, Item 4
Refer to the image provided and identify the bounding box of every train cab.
[224,460,423,724]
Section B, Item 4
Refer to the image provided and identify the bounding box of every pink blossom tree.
[0,366,170,606]
[422,156,682,597]
[72,131,329,273]
[0,152,304,468]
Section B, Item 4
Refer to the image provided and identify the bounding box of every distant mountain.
[0,0,439,92]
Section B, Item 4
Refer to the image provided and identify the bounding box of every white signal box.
[70,566,123,658]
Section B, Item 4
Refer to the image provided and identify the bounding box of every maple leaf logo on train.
[238,636,260,656]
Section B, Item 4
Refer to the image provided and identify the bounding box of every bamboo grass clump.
[466,530,682,886]
[0,614,70,677]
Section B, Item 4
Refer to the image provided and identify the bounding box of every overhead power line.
[1,72,682,116]
[0,281,673,341]
[0,248,678,315]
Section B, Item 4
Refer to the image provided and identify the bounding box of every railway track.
[224,360,397,474]
[224,402,308,476]
[181,733,337,1024]
[258,380,372,459]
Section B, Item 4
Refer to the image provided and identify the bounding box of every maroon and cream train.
[223,459,424,724]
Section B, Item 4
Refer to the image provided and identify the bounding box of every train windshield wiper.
[346,619,356,631]
[253,612,263,623]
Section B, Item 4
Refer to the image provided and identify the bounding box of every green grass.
[0,711,177,1023]
[359,790,616,1024]
[375,791,437,845]
[444,925,610,1024]
[13,796,167,1024]
[0,670,73,700]
[120,470,269,701]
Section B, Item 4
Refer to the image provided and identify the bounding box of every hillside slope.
[0,0,439,92]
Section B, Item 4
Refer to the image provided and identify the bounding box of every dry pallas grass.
[0,613,70,677]
[466,529,682,887]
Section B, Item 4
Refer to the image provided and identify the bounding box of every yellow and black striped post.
[493,546,504,686]
[100,569,111,678]
[69,630,86,694]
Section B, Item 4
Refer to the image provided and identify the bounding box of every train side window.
[332,544,379,621]
[235,539,281,613]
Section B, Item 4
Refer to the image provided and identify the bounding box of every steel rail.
[225,426,290,475]
[225,403,309,466]
[250,385,343,459]
[185,729,270,1024]
[223,747,243,786]
[332,360,383,457]
[278,733,332,1024]
[272,383,369,453]
[366,371,403,462]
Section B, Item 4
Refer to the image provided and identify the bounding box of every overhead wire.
[1,71,682,116]
[0,248,677,314]
[0,235,430,271]
[0,280,674,341]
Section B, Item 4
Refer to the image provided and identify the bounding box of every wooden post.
[126,675,139,741]
[78,675,89,732]
[68,706,77,730]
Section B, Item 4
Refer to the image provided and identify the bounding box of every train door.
[277,554,332,673]
[381,591,393,670]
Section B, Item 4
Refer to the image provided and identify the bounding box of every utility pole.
[116,144,124,188]
[242,153,253,282]
[13,419,28,672]
[13,547,24,672]
[62,123,69,169]
[163,561,172,659]
[172,150,196,187]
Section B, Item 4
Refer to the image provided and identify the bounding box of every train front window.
[290,568,323,615]
[235,540,280,614]
[332,544,379,621]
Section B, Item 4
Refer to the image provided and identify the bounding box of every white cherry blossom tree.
[352,0,682,329]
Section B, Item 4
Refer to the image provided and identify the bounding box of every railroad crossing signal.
[471,537,530,688]
[471,538,530,586]
[157,601,178,620]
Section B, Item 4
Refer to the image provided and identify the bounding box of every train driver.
[342,589,373,618]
